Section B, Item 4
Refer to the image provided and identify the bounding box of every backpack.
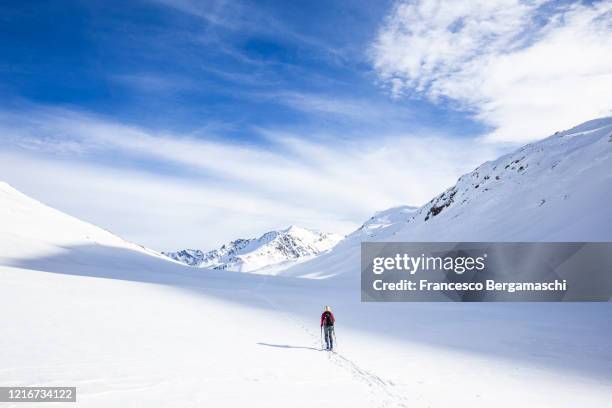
[323,311,334,326]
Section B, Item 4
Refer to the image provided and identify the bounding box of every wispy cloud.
[150,0,245,29]
[0,107,500,250]
[372,0,612,142]
[265,91,414,124]
[151,0,348,62]
[110,72,200,93]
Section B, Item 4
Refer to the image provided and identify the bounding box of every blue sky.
[2,0,481,136]
[1,0,610,250]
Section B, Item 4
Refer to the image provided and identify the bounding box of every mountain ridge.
[163,225,343,273]
[280,116,612,279]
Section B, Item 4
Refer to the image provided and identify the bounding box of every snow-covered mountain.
[391,116,612,242]
[1,117,612,408]
[163,226,342,273]
[0,181,172,266]
[354,205,419,239]
[283,116,612,279]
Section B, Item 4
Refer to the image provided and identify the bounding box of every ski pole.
[320,326,323,349]
[333,328,338,348]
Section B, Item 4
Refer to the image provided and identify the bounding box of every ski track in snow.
[253,278,409,408]
[326,353,408,408]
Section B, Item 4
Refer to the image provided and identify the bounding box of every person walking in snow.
[320,306,335,350]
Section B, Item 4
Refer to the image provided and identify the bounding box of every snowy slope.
[163,226,342,273]
[393,116,612,242]
[355,205,419,239]
[0,184,611,407]
[1,117,612,408]
[282,117,612,279]
[0,181,171,265]
[4,261,611,408]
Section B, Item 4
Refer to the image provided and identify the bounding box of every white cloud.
[0,150,349,252]
[0,107,499,250]
[150,0,346,61]
[265,91,414,123]
[372,0,612,142]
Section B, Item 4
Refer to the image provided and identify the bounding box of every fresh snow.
[282,117,612,279]
[1,118,612,407]
[0,181,169,263]
[163,225,342,273]
[391,117,612,242]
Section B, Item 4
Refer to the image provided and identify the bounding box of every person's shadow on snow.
[257,342,321,351]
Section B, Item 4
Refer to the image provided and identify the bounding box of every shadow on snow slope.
[4,243,612,383]
[257,343,321,351]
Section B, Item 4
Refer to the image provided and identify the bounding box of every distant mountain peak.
[163,226,343,273]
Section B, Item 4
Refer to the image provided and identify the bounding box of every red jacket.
[320,311,335,327]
